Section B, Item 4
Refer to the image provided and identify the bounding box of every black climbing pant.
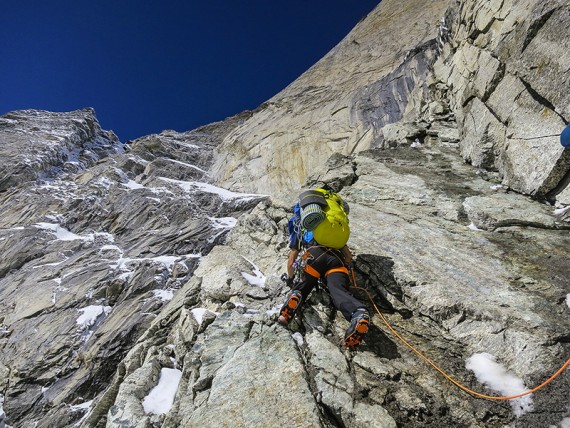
[295,246,365,321]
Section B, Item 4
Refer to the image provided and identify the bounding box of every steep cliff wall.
[1,0,570,427]
[429,0,570,198]
[210,0,453,194]
[211,0,570,204]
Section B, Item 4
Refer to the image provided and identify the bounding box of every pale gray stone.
[463,192,568,231]
[306,331,354,422]
[460,97,506,169]
[353,402,397,428]
[185,325,322,428]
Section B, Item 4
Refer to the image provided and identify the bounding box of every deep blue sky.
[1,1,379,142]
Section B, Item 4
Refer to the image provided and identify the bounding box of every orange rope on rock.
[350,276,570,401]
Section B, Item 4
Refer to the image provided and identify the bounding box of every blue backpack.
[561,123,570,148]
[288,203,314,249]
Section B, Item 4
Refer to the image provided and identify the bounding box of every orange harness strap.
[304,265,349,278]
[304,264,321,278]
[325,267,349,277]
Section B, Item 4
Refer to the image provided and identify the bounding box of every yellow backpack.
[298,188,350,249]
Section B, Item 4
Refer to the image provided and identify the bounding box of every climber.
[561,123,570,148]
[278,187,370,349]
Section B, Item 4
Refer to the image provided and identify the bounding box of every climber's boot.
[342,308,370,348]
[278,290,302,326]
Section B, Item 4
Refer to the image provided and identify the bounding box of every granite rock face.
[1,0,570,427]
[211,0,570,206]
[210,0,453,194]
[429,0,570,199]
[0,108,122,192]
[0,109,268,427]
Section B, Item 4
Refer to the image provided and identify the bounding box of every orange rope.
[349,273,570,401]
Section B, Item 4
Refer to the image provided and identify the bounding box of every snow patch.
[142,368,182,415]
[158,177,266,201]
[0,394,6,426]
[209,216,238,229]
[490,184,504,191]
[555,206,570,215]
[76,305,112,329]
[466,353,533,417]
[292,332,304,347]
[70,399,94,426]
[566,294,570,309]
[34,223,115,244]
[191,308,218,325]
[51,283,67,304]
[35,223,84,241]
[95,177,114,189]
[241,257,266,288]
[206,217,238,243]
[468,222,484,231]
[266,306,280,317]
[99,244,122,254]
[70,400,93,412]
[168,140,200,150]
[122,179,145,190]
[242,308,260,318]
[110,254,198,272]
[153,289,174,302]
[166,158,207,173]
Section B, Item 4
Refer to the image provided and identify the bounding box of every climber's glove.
[281,273,295,288]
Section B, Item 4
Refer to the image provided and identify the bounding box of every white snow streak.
[35,223,83,241]
[292,332,304,347]
[0,394,5,426]
[153,289,174,302]
[110,253,200,272]
[34,223,115,244]
[158,177,265,201]
[209,216,238,229]
[166,158,207,173]
[70,400,93,411]
[142,368,182,415]
[191,308,218,325]
[266,305,280,317]
[76,305,112,329]
[241,258,266,288]
[122,179,145,190]
[466,353,533,417]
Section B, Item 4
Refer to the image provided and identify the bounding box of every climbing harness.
[348,270,570,401]
[301,246,349,280]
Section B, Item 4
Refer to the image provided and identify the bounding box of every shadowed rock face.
[1,0,570,427]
